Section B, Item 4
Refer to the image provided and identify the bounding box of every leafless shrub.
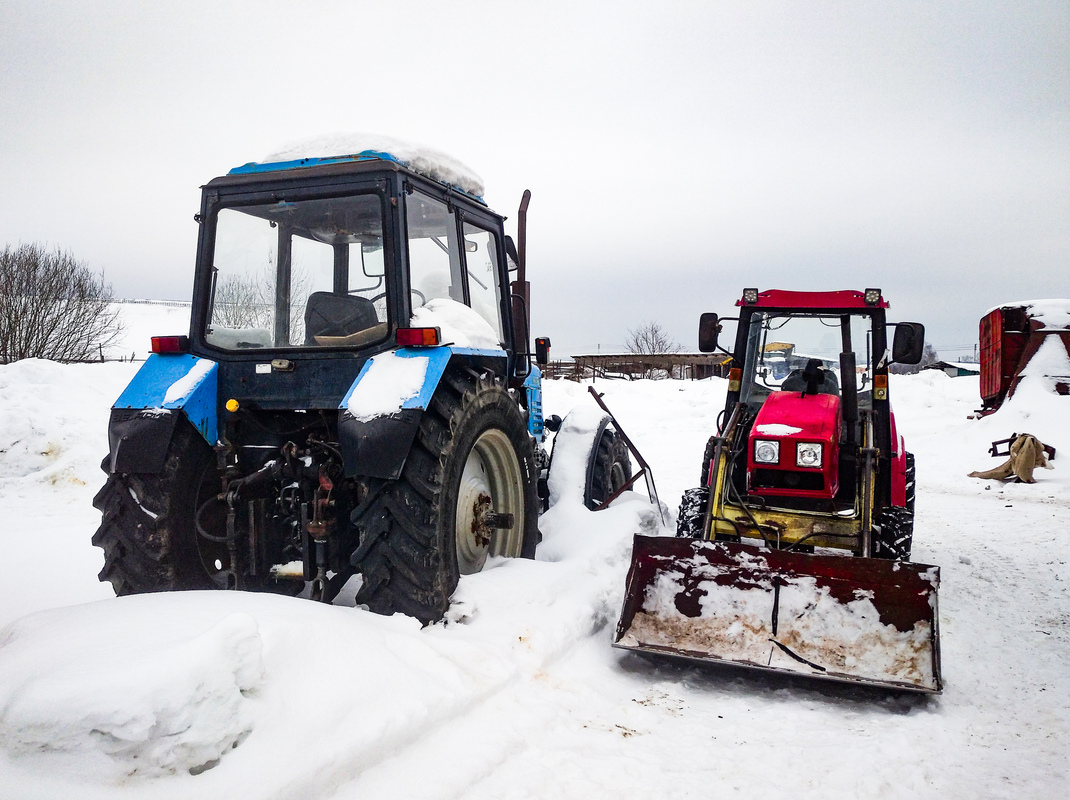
[0,243,123,363]
[209,268,312,345]
[212,274,274,330]
[625,321,682,380]
[626,321,682,356]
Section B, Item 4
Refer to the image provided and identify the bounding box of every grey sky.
[2,1,1067,359]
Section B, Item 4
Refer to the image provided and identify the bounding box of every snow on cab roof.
[984,299,1070,330]
[228,133,486,201]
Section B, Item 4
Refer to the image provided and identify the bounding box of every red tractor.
[615,289,943,693]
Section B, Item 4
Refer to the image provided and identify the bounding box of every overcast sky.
[2,1,1067,359]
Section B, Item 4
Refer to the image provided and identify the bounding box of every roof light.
[742,288,759,305]
[864,288,882,305]
[151,335,189,354]
[396,327,441,347]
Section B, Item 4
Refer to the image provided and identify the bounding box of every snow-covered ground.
[0,354,1067,798]
[105,301,193,362]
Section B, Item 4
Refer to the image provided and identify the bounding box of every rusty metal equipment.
[613,288,943,693]
[616,536,941,692]
[979,301,1070,415]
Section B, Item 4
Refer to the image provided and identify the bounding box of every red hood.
[748,391,842,500]
[752,392,841,439]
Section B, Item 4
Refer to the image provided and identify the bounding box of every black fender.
[338,408,423,480]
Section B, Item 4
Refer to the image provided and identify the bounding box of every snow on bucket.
[614,535,942,693]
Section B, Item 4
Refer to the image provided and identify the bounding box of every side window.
[462,221,504,339]
[405,193,462,308]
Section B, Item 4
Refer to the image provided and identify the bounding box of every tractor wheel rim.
[455,429,524,575]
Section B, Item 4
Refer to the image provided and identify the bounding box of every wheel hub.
[454,429,525,575]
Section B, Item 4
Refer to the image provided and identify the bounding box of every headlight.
[796,442,823,468]
[754,440,780,464]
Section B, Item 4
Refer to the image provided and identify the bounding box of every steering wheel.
[369,289,427,306]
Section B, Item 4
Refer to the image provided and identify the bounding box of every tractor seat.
[782,366,840,395]
[304,292,379,345]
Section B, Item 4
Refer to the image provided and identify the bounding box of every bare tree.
[209,267,313,345]
[626,321,681,355]
[211,273,274,330]
[625,321,682,379]
[0,244,123,363]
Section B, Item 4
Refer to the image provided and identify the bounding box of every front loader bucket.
[614,535,942,693]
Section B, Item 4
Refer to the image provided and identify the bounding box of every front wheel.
[585,424,632,509]
[353,368,538,623]
[873,506,914,561]
[676,487,709,538]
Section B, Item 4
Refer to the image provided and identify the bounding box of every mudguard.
[337,346,511,480]
[107,354,219,474]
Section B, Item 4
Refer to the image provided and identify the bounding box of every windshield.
[740,312,874,404]
[205,193,389,350]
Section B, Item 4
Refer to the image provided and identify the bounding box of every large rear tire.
[92,421,227,594]
[353,368,538,624]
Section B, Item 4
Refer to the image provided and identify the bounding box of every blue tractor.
[92,142,631,623]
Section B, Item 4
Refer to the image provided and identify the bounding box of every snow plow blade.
[614,535,942,693]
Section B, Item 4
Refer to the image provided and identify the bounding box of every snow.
[983,298,1070,329]
[162,358,214,405]
[0,605,263,778]
[546,403,610,506]
[107,301,192,361]
[754,423,803,436]
[620,568,936,690]
[345,351,428,422]
[409,297,504,350]
[0,348,1068,798]
[263,133,486,199]
[1019,334,1070,379]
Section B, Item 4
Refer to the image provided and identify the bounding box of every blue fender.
[107,354,219,473]
[337,346,515,480]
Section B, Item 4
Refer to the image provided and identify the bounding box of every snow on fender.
[546,404,612,507]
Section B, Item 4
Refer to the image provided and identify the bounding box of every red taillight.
[151,335,190,354]
[396,327,441,347]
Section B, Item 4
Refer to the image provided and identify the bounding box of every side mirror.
[504,236,520,271]
[698,313,721,353]
[535,336,551,366]
[892,322,925,364]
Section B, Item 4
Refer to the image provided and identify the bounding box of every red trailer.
[979,300,1070,415]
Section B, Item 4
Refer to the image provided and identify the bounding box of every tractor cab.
[700,289,924,522]
[183,152,527,412]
